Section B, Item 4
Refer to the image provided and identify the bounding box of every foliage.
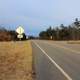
[0,27,27,41]
[39,18,80,40]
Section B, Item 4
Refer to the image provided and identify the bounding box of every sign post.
[16,26,24,40]
[50,36,53,40]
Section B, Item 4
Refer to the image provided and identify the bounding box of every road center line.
[33,41,72,80]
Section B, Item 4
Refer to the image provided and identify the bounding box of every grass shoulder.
[0,41,33,80]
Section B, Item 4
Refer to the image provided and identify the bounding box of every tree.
[39,31,48,39]
[73,18,80,40]
[39,18,80,40]
[46,26,53,39]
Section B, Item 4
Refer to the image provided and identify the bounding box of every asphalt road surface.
[31,40,80,80]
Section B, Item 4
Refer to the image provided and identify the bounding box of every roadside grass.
[67,40,80,44]
[0,41,33,80]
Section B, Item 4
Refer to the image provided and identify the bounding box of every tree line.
[0,27,26,41]
[39,18,80,40]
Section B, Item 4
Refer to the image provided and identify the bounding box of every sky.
[0,0,80,36]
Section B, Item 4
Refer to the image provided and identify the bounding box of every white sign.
[17,34,23,39]
[16,26,24,34]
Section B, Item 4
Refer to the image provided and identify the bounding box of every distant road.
[31,40,80,80]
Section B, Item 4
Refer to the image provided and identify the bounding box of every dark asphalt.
[31,40,80,80]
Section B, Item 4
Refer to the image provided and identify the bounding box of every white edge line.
[33,41,72,80]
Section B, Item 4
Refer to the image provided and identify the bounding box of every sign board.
[16,26,24,34]
[16,26,24,40]
[17,34,23,39]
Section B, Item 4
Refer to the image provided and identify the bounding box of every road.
[31,40,80,80]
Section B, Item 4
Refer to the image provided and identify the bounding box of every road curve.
[31,40,80,80]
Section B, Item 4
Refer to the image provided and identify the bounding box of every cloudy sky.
[0,0,80,36]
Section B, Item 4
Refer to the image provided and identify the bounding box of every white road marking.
[33,41,72,80]
[44,41,80,54]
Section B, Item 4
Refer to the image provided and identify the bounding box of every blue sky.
[0,0,80,36]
